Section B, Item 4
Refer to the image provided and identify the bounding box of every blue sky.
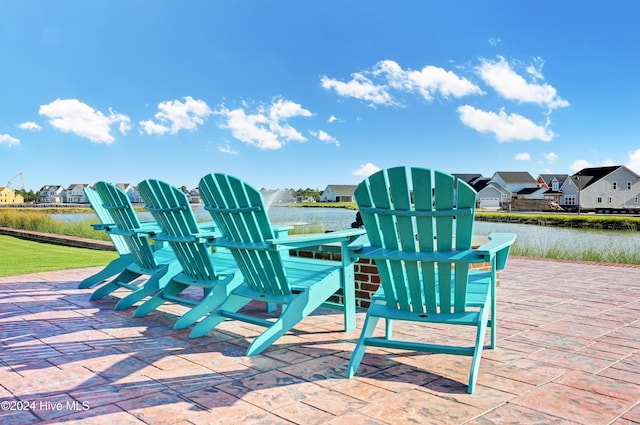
[2,1,640,192]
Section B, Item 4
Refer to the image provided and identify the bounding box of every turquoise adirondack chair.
[78,187,135,289]
[191,173,365,355]
[346,167,515,393]
[132,179,244,329]
[87,181,182,310]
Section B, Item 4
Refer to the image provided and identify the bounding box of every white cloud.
[544,152,558,164]
[18,122,42,132]
[374,60,483,101]
[353,162,381,177]
[321,60,481,106]
[327,115,339,123]
[140,96,212,135]
[0,133,20,147]
[217,140,239,156]
[570,159,593,172]
[321,73,395,106]
[488,37,502,47]
[310,129,340,146]
[39,99,130,144]
[628,149,640,174]
[515,152,531,161]
[477,56,569,110]
[215,97,313,150]
[457,105,554,142]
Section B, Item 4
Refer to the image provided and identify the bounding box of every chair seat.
[371,268,492,308]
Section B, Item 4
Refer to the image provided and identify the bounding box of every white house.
[66,184,89,203]
[319,185,357,202]
[188,188,201,204]
[115,183,141,203]
[38,185,66,203]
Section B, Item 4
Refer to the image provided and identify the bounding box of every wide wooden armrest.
[354,246,486,264]
[209,228,366,252]
[91,223,115,231]
[269,228,366,249]
[475,233,517,269]
[151,228,220,244]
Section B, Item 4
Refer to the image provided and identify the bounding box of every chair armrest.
[151,228,220,244]
[348,234,370,251]
[475,233,517,270]
[91,223,115,231]
[269,228,366,249]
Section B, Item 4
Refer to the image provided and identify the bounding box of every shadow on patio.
[1,258,640,424]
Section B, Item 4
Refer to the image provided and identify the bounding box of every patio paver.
[1,257,640,424]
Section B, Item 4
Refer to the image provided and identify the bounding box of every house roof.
[39,185,64,191]
[493,171,536,184]
[324,185,357,196]
[470,177,492,191]
[453,173,483,184]
[66,183,89,190]
[571,166,622,189]
[517,187,542,195]
[538,174,569,185]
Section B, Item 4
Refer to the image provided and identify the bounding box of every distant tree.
[16,189,37,202]
[294,188,320,201]
[180,185,188,193]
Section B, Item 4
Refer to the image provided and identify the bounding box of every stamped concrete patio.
[1,257,640,424]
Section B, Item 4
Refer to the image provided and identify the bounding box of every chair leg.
[347,313,380,378]
[490,260,498,349]
[115,270,168,310]
[132,280,188,317]
[467,306,489,394]
[245,281,341,356]
[89,269,140,300]
[189,293,250,338]
[78,254,133,289]
[174,276,241,329]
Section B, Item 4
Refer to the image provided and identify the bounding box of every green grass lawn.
[0,235,118,277]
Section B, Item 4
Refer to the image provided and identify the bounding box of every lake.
[52,206,640,262]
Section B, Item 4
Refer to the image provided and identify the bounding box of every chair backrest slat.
[355,167,477,315]
[199,173,290,296]
[95,182,158,270]
[84,187,131,255]
[138,179,217,281]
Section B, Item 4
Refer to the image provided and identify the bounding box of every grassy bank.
[0,209,110,241]
[0,235,118,277]
[476,211,640,231]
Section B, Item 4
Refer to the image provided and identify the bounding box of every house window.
[628,181,633,190]
[609,197,613,203]
[597,197,603,204]
[635,197,639,204]
[612,182,617,190]
[565,195,576,205]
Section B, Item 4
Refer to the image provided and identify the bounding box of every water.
[51,206,359,231]
[51,208,640,259]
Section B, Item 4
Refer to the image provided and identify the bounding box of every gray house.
[537,174,569,203]
[471,178,510,209]
[562,166,640,212]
